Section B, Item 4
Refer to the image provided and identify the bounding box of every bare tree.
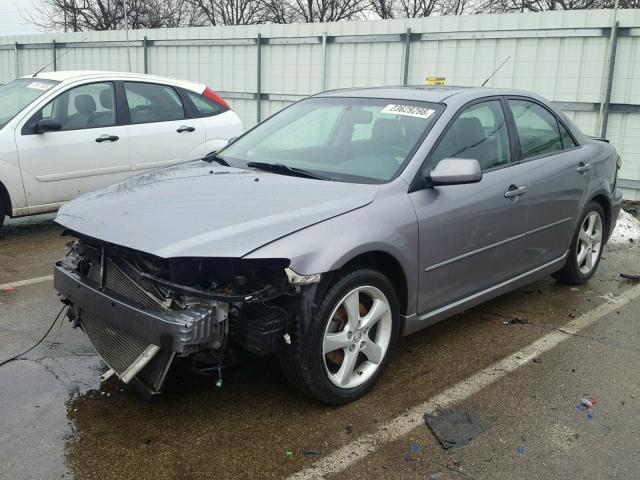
[368,0,396,18]
[397,0,440,16]
[290,0,367,22]
[187,0,268,25]
[26,0,201,31]
[261,0,297,23]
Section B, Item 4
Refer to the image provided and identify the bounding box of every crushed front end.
[54,236,308,396]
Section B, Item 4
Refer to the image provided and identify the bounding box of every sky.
[0,0,40,36]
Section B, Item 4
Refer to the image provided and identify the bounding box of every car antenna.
[32,39,84,77]
[481,56,511,87]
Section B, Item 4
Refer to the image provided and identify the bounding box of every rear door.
[15,81,130,210]
[123,81,206,171]
[409,98,530,316]
[506,98,590,268]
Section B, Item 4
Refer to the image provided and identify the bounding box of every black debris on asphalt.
[620,273,640,281]
[424,408,489,450]
[502,318,529,325]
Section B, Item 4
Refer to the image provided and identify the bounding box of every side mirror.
[426,158,482,186]
[34,119,62,133]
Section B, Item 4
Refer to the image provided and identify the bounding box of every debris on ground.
[303,450,321,457]
[575,397,598,420]
[286,449,294,458]
[620,273,640,281]
[403,455,418,463]
[580,398,593,408]
[409,443,422,453]
[424,408,489,450]
[609,210,640,244]
[600,292,623,304]
[517,447,526,455]
[502,318,529,325]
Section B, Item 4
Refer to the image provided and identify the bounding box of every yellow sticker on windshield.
[381,104,435,119]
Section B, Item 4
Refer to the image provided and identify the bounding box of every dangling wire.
[0,305,67,368]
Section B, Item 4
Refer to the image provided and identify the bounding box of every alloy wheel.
[576,211,603,275]
[322,285,393,389]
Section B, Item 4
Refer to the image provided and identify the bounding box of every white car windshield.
[0,78,59,129]
[220,97,443,183]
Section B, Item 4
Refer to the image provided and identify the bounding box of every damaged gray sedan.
[54,86,622,404]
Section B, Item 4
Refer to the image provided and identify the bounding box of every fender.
[0,156,28,217]
[244,186,421,318]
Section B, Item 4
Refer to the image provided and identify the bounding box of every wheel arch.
[331,250,409,317]
[0,180,11,217]
[590,193,613,241]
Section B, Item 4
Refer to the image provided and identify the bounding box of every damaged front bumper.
[53,241,304,396]
[54,263,225,354]
[55,260,228,395]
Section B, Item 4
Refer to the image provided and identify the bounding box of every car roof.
[21,70,205,93]
[315,85,542,105]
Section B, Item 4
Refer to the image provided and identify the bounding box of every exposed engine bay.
[54,234,318,396]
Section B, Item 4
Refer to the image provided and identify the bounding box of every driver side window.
[28,82,116,132]
[431,100,511,171]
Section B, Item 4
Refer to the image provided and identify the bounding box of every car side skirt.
[403,251,569,335]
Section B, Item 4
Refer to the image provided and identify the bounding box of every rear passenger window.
[186,91,223,117]
[431,100,511,171]
[124,82,184,124]
[508,100,563,159]
[559,122,578,149]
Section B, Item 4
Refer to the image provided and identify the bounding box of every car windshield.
[0,78,59,129]
[220,97,443,183]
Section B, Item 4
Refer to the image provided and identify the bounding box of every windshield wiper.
[202,152,229,166]
[246,162,325,180]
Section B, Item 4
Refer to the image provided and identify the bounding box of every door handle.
[95,134,119,143]
[576,162,591,173]
[177,126,195,133]
[504,185,528,199]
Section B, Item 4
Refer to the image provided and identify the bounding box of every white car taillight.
[203,87,231,110]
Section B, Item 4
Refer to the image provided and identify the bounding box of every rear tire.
[553,201,605,285]
[279,268,401,405]
[0,197,5,230]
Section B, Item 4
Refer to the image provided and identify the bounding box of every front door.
[15,81,130,210]
[409,99,529,316]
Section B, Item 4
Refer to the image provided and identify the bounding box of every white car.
[0,71,242,228]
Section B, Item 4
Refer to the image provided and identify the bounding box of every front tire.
[279,268,401,405]
[553,201,605,285]
[0,197,5,230]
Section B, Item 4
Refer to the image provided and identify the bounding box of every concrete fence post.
[14,42,19,78]
[256,33,263,124]
[321,32,328,91]
[600,21,620,139]
[143,36,149,74]
[52,40,57,71]
[402,28,411,86]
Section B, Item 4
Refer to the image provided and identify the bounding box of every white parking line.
[0,275,54,290]
[287,283,640,480]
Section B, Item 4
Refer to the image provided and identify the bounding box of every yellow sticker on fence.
[426,77,446,86]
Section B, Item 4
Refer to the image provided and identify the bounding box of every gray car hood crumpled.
[56,162,378,259]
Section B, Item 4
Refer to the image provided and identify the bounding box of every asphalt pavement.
[1,213,639,480]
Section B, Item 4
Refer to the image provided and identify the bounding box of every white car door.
[123,81,206,171]
[15,81,130,212]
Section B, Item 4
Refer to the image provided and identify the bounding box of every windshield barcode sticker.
[381,104,435,119]
[27,82,53,91]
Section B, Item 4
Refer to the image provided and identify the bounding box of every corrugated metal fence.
[2,9,640,198]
